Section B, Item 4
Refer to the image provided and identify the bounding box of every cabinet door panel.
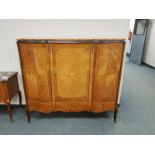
[93,43,124,102]
[52,44,93,101]
[19,43,52,101]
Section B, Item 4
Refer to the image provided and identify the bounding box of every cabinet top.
[17,38,126,44]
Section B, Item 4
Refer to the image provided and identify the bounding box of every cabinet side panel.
[0,83,9,102]
[7,74,18,99]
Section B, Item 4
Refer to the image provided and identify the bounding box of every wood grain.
[93,43,124,101]
[18,43,53,111]
[52,44,93,100]
[19,44,52,100]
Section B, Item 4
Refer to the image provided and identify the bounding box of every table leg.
[6,102,13,121]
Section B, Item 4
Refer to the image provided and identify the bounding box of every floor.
[0,56,155,135]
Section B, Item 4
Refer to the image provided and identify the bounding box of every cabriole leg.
[114,108,118,123]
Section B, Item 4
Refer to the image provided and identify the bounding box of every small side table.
[0,72,22,120]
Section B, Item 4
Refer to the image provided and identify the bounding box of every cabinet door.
[92,43,124,111]
[50,44,94,111]
[19,43,52,102]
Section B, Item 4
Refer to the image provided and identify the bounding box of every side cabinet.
[17,39,125,122]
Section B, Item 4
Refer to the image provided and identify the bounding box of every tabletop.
[0,72,17,82]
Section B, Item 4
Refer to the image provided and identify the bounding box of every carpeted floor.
[0,56,155,135]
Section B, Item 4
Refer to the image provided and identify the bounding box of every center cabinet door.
[50,44,95,112]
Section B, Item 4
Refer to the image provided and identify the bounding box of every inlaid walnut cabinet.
[17,39,125,122]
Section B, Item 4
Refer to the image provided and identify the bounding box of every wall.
[0,19,130,104]
[143,19,155,67]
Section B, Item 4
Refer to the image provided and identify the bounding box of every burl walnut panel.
[92,43,124,112]
[18,43,53,111]
[17,39,125,119]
